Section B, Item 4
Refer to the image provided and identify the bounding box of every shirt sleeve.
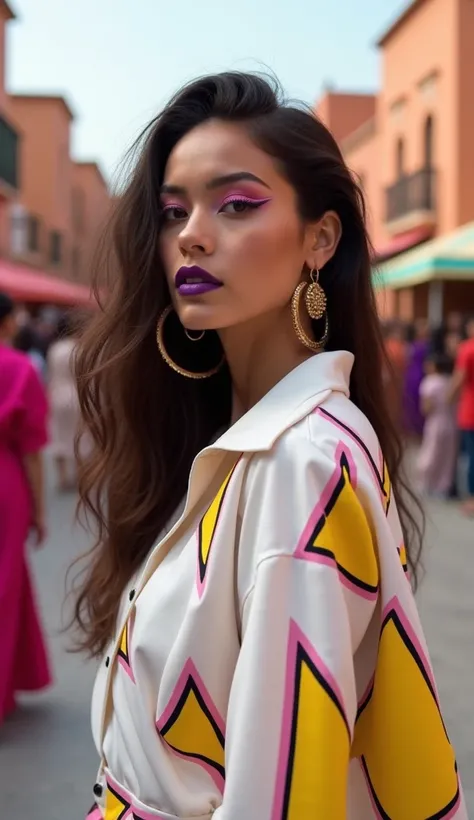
[213,433,379,819]
[16,361,49,455]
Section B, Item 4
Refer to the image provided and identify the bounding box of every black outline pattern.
[159,674,225,782]
[304,450,379,597]
[197,463,238,586]
[354,607,458,818]
[281,642,350,820]
[318,408,391,514]
[117,621,131,671]
[106,783,131,820]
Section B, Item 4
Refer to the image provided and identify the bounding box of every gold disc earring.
[305,268,327,320]
[291,275,329,353]
[156,305,225,379]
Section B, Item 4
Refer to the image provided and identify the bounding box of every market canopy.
[0,259,96,306]
[375,221,474,289]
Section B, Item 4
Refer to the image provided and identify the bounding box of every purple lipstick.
[175,265,223,296]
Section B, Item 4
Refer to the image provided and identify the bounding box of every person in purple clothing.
[404,317,431,437]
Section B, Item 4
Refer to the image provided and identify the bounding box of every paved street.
[0,457,473,819]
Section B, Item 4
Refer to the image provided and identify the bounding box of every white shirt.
[88,351,466,820]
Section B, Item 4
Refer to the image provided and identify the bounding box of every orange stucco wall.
[343,123,383,248]
[318,0,474,322]
[8,96,74,277]
[378,0,458,240]
[9,97,72,234]
[72,162,110,283]
[316,93,376,147]
[456,0,474,227]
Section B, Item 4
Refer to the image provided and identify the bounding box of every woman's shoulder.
[246,391,383,496]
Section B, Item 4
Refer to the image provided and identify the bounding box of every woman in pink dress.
[0,292,52,723]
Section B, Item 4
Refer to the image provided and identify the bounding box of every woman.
[48,314,80,491]
[404,317,431,438]
[382,320,407,433]
[417,353,457,497]
[0,292,51,723]
[74,74,466,818]
[14,323,47,382]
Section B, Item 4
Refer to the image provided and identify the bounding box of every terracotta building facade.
[0,1,110,296]
[316,0,474,323]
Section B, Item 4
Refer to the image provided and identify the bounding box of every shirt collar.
[212,350,354,453]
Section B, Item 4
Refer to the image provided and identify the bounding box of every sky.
[6,0,411,186]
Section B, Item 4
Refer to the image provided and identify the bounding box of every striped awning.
[374,221,474,289]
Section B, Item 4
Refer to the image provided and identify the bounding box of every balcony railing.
[0,114,19,190]
[386,167,436,224]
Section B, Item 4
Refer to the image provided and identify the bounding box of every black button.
[129,589,136,601]
[93,782,103,798]
[105,656,110,667]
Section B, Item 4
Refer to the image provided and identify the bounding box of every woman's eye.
[220,198,260,215]
[162,205,188,221]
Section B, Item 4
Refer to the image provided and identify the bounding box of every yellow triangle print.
[197,459,239,595]
[273,621,351,820]
[157,659,226,792]
[381,458,391,514]
[352,600,460,818]
[117,619,135,682]
[119,623,128,657]
[163,684,225,769]
[297,446,379,599]
[104,782,131,820]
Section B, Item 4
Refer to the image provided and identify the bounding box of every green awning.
[374,222,474,289]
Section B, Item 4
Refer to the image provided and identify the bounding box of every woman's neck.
[219,307,315,416]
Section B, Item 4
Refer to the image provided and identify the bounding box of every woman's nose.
[178,210,215,257]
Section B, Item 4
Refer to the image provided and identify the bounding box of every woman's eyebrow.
[159,171,271,196]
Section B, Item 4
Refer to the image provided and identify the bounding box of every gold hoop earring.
[291,280,328,352]
[156,305,225,379]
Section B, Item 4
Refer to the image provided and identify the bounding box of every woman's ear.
[305,211,342,270]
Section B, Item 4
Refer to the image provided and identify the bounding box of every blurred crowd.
[383,311,474,514]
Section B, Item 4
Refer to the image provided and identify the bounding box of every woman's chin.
[177,305,229,333]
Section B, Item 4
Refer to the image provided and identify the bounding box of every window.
[390,97,407,125]
[396,138,405,178]
[10,203,27,256]
[418,72,438,103]
[28,215,40,252]
[50,230,62,265]
[424,115,434,168]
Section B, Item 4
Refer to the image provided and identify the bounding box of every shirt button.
[129,589,136,601]
[93,782,103,798]
[105,656,110,668]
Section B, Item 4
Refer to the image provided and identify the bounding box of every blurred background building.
[1,0,474,320]
[316,0,474,325]
[0,0,110,306]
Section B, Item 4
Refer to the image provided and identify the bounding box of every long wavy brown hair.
[72,72,423,657]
